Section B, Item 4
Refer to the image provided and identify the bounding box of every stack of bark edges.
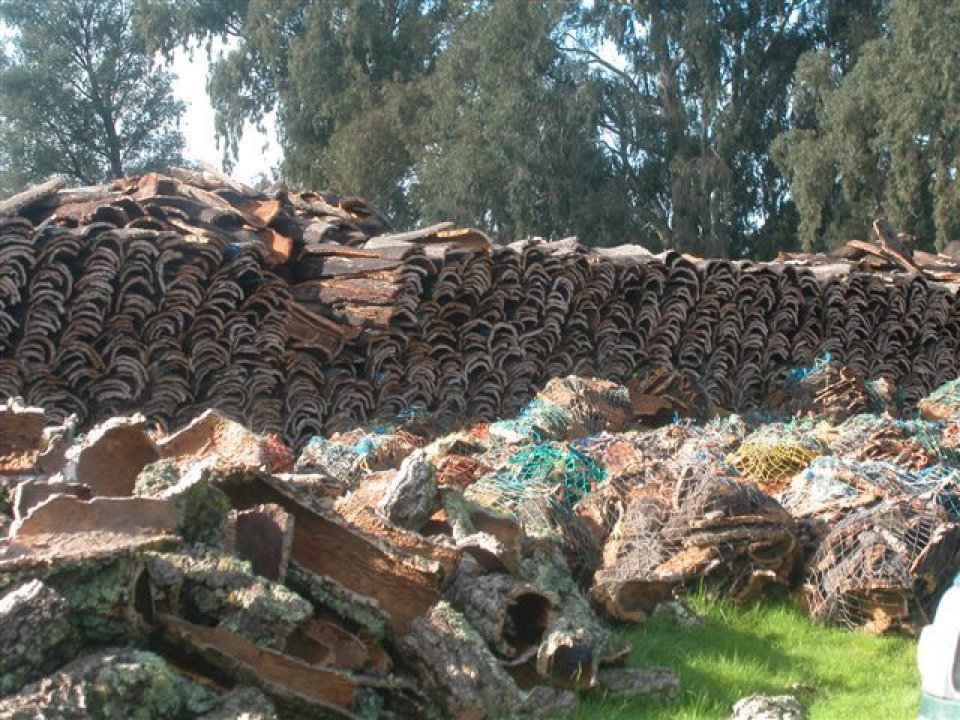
[3,173,960,451]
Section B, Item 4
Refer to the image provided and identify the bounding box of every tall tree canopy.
[0,0,186,190]
[573,1,877,257]
[775,0,960,252]
[412,1,634,244]
[132,0,931,255]
[136,0,448,226]
[136,0,631,242]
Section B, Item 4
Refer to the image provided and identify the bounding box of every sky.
[168,48,282,185]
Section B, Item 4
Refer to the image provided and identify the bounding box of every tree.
[572,1,833,258]
[136,0,448,227]
[135,0,901,253]
[0,0,186,190]
[137,0,635,243]
[775,0,960,252]
[411,0,635,244]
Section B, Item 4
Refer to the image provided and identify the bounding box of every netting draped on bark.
[489,400,572,445]
[726,423,824,491]
[167,374,960,638]
[772,353,894,422]
[488,377,632,445]
[919,378,960,421]
[825,414,955,471]
[467,441,607,535]
[779,456,960,522]
[588,451,800,620]
[803,497,960,632]
[3,366,960,720]
[295,427,425,483]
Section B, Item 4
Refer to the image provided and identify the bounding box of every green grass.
[578,594,918,720]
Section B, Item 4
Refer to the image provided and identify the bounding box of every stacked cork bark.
[2,172,960,448]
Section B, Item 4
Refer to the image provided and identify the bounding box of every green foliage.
[776,1,960,252]
[136,0,632,242]
[136,0,445,226]
[575,1,832,256]
[132,0,960,256]
[412,1,635,245]
[580,595,918,720]
[0,0,186,190]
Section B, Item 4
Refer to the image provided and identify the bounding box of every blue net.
[778,455,960,521]
[785,352,833,387]
[778,456,859,515]
[500,441,607,510]
[489,398,571,444]
[296,435,365,482]
[295,425,424,480]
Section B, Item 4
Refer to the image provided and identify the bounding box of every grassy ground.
[578,594,918,720]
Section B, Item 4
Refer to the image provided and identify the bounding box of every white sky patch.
[167,46,282,185]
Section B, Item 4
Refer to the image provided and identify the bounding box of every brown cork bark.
[158,613,361,718]
[446,562,557,658]
[214,470,443,635]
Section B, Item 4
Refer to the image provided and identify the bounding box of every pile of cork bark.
[3,172,960,716]
[2,366,959,717]
[3,174,960,450]
[0,397,677,719]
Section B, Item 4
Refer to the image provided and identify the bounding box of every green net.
[488,398,572,444]
[499,441,607,510]
[488,376,633,445]
[466,440,607,538]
